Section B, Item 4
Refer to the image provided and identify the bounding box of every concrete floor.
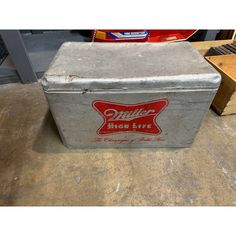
[0,82,236,206]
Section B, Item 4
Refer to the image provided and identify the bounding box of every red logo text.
[92,99,168,135]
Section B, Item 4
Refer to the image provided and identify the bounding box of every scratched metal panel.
[42,42,221,148]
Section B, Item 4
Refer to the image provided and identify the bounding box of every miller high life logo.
[92,99,169,135]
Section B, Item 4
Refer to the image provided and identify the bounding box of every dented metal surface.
[42,42,221,148]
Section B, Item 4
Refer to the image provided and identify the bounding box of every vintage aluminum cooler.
[42,42,221,148]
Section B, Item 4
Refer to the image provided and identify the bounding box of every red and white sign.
[93,30,197,43]
[92,99,169,135]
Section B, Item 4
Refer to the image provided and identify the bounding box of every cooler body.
[42,42,221,148]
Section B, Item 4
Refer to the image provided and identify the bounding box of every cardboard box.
[206,54,236,115]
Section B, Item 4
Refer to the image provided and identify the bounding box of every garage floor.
[0,82,236,206]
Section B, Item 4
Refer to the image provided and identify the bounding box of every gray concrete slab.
[0,82,236,205]
[22,31,90,74]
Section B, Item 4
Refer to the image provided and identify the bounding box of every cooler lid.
[42,42,221,92]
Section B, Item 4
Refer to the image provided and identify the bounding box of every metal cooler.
[41,42,221,148]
